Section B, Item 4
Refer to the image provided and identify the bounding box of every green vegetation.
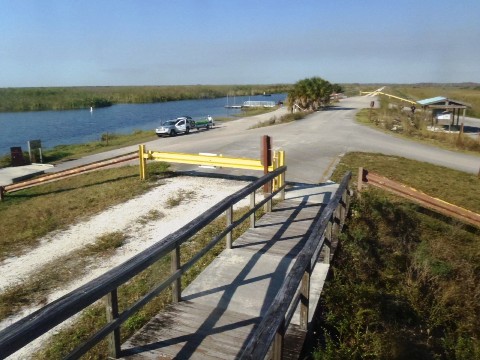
[0,156,266,358]
[0,231,127,321]
[313,152,480,359]
[235,105,280,118]
[357,98,480,154]
[165,190,196,208]
[137,209,165,225]
[0,84,291,112]
[287,77,341,111]
[388,84,480,118]
[33,205,265,359]
[0,162,171,261]
[249,111,310,129]
[0,130,158,168]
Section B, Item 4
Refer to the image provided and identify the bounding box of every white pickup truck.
[155,116,215,137]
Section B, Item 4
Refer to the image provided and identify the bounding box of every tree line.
[0,84,292,112]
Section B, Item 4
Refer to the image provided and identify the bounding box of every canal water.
[0,94,286,154]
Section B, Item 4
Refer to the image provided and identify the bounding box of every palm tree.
[287,77,333,112]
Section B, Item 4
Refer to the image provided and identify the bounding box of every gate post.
[139,145,147,180]
[261,135,272,193]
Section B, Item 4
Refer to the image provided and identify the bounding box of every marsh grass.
[0,162,171,261]
[0,85,291,113]
[313,153,480,359]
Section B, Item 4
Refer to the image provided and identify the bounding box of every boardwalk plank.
[122,184,339,359]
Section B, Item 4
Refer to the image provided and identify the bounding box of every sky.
[1,0,479,87]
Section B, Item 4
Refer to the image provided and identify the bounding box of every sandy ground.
[0,176,251,358]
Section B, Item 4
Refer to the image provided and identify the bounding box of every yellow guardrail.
[360,91,417,105]
[138,145,286,191]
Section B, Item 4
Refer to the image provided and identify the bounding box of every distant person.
[207,115,215,127]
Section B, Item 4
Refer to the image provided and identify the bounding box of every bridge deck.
[121,183,338,359]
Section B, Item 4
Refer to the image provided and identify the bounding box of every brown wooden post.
[171,245,181,302]
[250,192,256,228]
[457,123,464,145]
[273,318,285,360]
[333,205,341,243]
[300,264,311,331]
[0,186,5,201]
[323,220,332,264]
[226,206,233,249]
[340,191,346,227]
[357,167,364,193]
[105,289,121,358]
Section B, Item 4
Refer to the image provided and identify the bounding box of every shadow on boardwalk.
[122,183,336,359]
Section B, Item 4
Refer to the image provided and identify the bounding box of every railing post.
[357,167,363,193]
[264,193,272,213]
[105,289,121,358]
[171,245,181,302]
[273,318,285,360]
[300,264,311,331]
[323,219,332,264]
[272,151,279,192]
[250,192,256,228]
[226,206,233,249]
[332,205,340,247]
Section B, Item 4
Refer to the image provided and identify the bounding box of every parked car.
[155,117,195,137]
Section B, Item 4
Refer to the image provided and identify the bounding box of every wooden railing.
[0,166,287,359]
[357,168,480,228]
[0,152,138,200]
[240,171,352,359]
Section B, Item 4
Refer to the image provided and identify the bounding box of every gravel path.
[0,176,249,331]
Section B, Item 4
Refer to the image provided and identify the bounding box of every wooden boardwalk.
[121,183,338,359]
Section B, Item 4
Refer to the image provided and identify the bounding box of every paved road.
[4,96,478,186]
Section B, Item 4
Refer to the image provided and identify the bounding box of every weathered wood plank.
[121,181,347,360]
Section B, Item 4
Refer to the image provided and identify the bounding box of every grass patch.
[42,130,158,164]
[136,209,165,225]
[234,106,279,118]
[0,162,171,261]
[333,152,480,213]
[389,84,480,118]
[165,190,196,208]
[0,231,128,321]
[33,205,265,359]
[356,98,480,154]
[249,110,310,129]
[312,153,480,359]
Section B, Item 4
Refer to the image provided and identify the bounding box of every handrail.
[0,152,138,200]
[357,168,480,228]
[0,166,287,359]
[240,171,352,359]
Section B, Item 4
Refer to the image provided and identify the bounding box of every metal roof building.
[417,96,470,126]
